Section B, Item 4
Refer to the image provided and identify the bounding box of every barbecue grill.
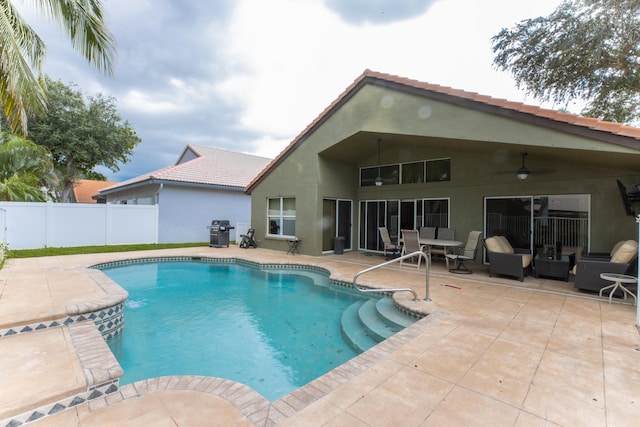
[208,220,234,247]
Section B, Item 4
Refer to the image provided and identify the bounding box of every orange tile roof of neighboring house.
[101,144,272,194]
[72,179,117,203]
[245,69,640,193]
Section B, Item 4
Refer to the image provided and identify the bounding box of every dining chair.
[431,227,456,266]
[446,230,482,273]
[400,229,428,268]
[419,226,436,239]
[378,226,400,257]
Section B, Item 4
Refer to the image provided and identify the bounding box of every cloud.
[324,0,440,24]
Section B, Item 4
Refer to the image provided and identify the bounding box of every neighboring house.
[246,69,640,256]
[71,179,116,203]
[100,144,271,243]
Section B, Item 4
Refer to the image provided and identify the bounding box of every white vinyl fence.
[0,208,6,244]
[0,202,158,250]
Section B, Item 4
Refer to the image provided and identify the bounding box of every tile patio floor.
[0,247,638,426]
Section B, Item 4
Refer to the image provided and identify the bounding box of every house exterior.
[100,144,271,243]
[71,179,116,203]
[246,70,640,257]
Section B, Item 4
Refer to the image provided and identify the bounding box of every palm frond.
[32,0,116,75]
[0,0,48,134]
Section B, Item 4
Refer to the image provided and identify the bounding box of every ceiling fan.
[516,152,530,181]
[375,138,384,186]
[492,151,553,181]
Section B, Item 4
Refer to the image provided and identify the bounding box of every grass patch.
[11,242,211,258]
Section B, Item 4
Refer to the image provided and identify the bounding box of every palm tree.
[0,132,57,201]
[0,0,116,135]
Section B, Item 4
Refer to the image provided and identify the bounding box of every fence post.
[46,202,54,248]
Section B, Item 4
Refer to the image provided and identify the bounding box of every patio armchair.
[482,235,533,282]
[573,240,638,295]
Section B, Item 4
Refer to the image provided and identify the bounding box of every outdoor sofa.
[573,239,638,295]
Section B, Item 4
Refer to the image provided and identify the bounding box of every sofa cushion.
[610,240,625,257]
[485,236,502,253]
[495,235,514,254]
[486,235,515,254]
[610,240,638,264]
[521,254,533,268]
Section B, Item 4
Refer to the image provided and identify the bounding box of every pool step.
[357,299,400,341]
[340,297,417,352]
[375,297,416,329]
[341,302,378,352]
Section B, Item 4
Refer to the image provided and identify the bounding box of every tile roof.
[246,69,640,193]
[101,144,272,193]
[362,69,640,140]
[72,179,117,203]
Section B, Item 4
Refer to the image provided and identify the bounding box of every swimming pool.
[101,259,394,401]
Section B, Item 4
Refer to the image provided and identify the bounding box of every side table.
[599,273,637,304]
[287,238,301,255]
[534,254,571,281]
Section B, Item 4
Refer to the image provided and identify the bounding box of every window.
[360,165,399,186]
[426,159,450,182]
[267,197,296,237]
[360,167,378,186]
[402,162,424,184]
[359,158,449,186]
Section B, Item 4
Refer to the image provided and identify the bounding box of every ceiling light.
[517,152,530,181]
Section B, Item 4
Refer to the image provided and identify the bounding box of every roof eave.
[375,77,640,150]
[102,178,245,196]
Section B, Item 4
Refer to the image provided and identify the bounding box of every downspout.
[155,183,163,204]
[154,183,163,244]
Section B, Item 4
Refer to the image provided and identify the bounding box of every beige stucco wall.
[250,82,640,256]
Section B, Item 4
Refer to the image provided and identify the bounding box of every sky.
[17,0,566,182]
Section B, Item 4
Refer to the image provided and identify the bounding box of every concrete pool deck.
[1,246,638,426]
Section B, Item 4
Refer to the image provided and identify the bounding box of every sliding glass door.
[359,198,450,252]
[322,199,352,252]
[485,197,533,249]
[359,200,399,251]
[421,199,450,228]
[485,194,589,255]
[532,195,589,252]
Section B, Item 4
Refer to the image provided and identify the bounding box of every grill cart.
[209,220,234,247]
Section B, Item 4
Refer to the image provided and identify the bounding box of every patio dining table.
[419,238,463,252]
[420,238,463,267]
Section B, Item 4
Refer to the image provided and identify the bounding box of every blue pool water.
[101,260,375,401]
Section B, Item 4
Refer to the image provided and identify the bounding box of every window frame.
[267,197,296,238]
[359,158,450,186]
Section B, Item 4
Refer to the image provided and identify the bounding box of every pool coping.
[0,268,128,339]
